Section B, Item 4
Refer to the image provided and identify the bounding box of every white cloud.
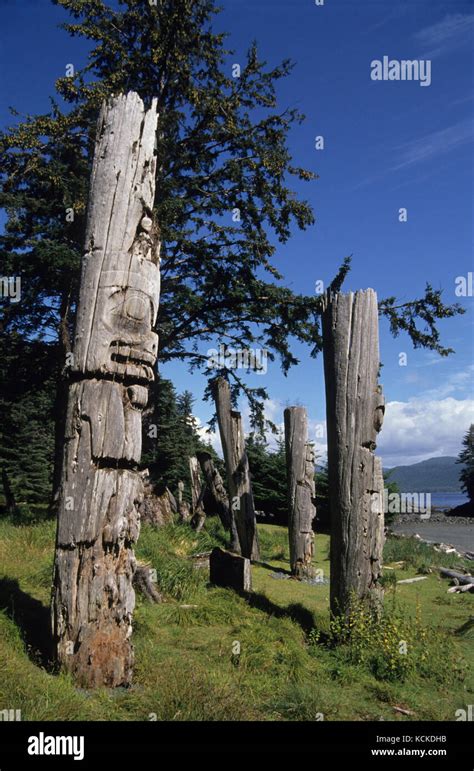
[415,13,474,58]
[198,396,327,461]
[377,397,474,467]
[420,364,474,400]
[194,416,222,455]
[391,119,473,172]
[195,386,474,472]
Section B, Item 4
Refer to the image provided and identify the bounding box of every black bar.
[0,720,472,766]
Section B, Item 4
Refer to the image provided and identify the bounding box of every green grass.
[0,517,472,721]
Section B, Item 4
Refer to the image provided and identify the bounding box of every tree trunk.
[2,467,18,517]
[322,289,385,617]
[51,92,160,687]
[284,407,316,578]
[196,450,240,552]
[214,378,259,560]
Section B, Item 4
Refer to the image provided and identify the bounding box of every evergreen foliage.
[457,424,474,502]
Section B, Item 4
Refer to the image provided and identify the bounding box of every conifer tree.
[0,0,464,504]
[457,425,474,503]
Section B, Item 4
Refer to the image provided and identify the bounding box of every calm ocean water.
[430,492,468,509]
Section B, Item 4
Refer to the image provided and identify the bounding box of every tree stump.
[284,407,316,578]
[133,563,162,603]
[209,547,251,592]
[214,378,259,560]
[322,289,385,617]
[196,450,240,552]
[51,92,160,687]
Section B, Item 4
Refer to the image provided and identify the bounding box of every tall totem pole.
[322,289,385,617]
[52,92,160,687]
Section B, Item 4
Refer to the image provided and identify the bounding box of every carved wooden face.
[82,253,160,382]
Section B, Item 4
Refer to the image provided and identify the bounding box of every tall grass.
[383,535,470,574]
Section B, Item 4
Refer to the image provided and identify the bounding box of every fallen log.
[438,568,474,585]
[447,583,474,594]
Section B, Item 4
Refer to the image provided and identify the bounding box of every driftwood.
[214,378,259,560]
[51,92,160,687]
[439,568,474,585]
[397,576,428,584]
[284,407,316,577]
[447,583,474,594]
[196,450,240,552]
[322,289,385,616]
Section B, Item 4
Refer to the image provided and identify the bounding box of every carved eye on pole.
[124,294,148,321]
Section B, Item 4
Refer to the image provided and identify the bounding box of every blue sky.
[1,0,473,465]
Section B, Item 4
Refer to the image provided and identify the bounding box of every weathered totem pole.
[177,480,191,523]
[51,92,160,687]
[196,450,241,552]
[322,289,385,617]
[214,377,259,560]
[284,407,316,578]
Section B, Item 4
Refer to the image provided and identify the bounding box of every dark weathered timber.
[214,378,259,560]
[284,407,316,577]
[209,547,251,592]
[51,92,160,687]
[439,568,474,585]
[196,450,241,552]
[322,289,385,617]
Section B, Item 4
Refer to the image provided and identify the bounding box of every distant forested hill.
[385,456,462,493]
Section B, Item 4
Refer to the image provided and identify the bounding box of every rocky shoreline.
[393,508,473,526]
[389,508,474,560]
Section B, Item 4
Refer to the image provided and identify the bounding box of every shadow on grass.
[0,577,55,671]
[253,560,291,576]
[244,591,316,635]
